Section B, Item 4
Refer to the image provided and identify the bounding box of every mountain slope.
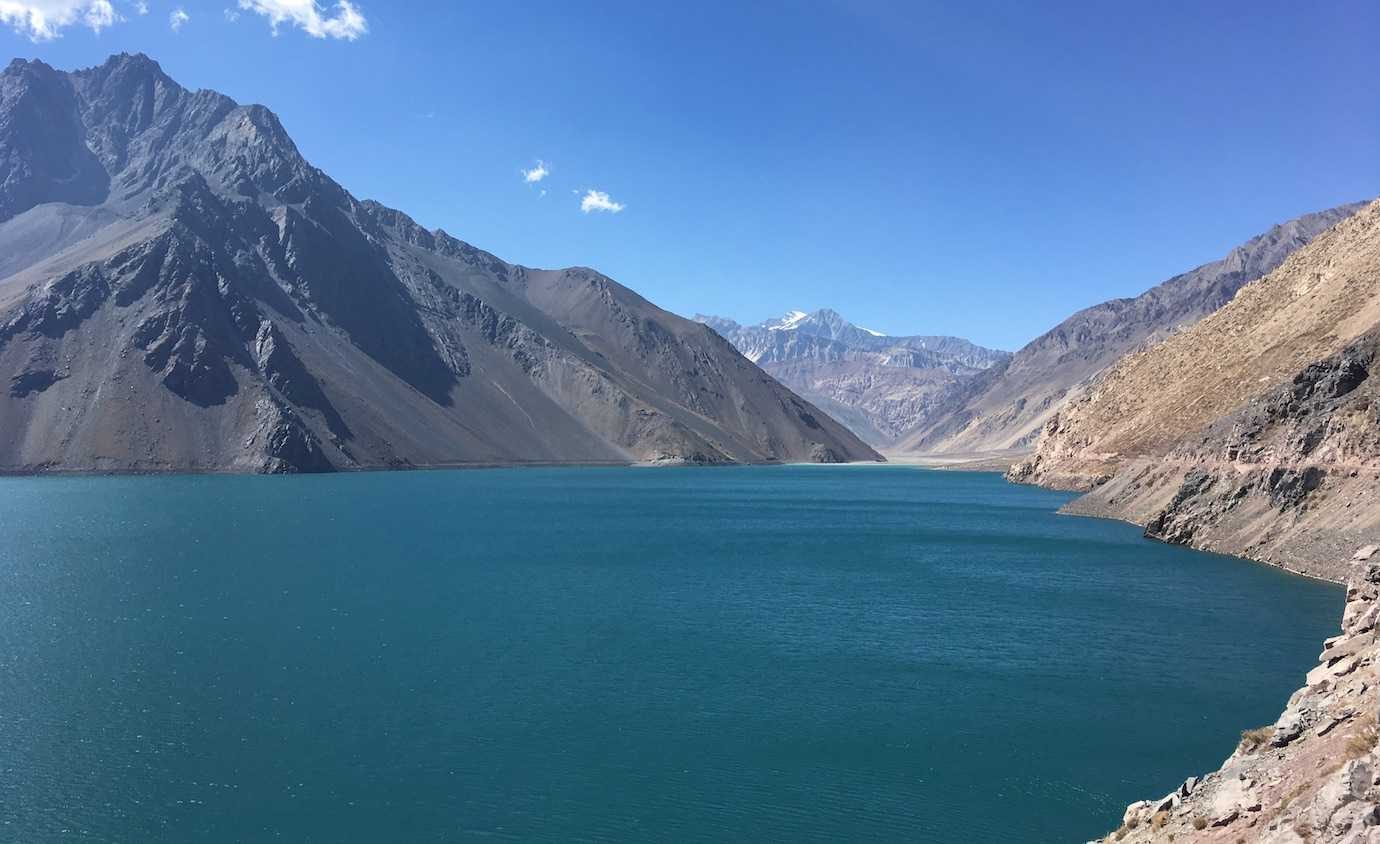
[696,309,1007,444]
[893,202,1368,456]
[0,54,879,473]
[1011,206,1380,844]
[1010,199,1380,574]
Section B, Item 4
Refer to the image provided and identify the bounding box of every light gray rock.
[1212,807,1240,827]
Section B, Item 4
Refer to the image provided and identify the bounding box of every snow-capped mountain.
[693,309,1008,445]
[697,309,1006,369]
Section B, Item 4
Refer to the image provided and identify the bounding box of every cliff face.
[0,55,880,472]
[894,202,1366,457]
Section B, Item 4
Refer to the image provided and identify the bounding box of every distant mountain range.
[0,54,879,472]
[695,309,1008,444]
[699,202,1364,455]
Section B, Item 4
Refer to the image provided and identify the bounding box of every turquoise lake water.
[0,466,1342,841]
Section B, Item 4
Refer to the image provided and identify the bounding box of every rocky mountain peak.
[0,53,879,473]
[693,308,1008,444]
[77,51,173,86]
[0,49,332,224]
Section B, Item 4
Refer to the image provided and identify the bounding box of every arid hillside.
[895,203,1365,458]
[1012,200,1380,494]
[1010,201,1380,844]
[0,55,879,472]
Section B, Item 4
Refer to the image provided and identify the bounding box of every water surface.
[0,466,1341,841]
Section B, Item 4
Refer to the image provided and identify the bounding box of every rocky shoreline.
[996,200,1380,841]
[1024,445,1380,842]
[1097,543,1380,844]
[1025,465,1380,842]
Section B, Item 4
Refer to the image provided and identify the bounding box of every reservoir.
[0,466,1342,841]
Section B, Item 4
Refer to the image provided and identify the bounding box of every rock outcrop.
[0,54,880,472]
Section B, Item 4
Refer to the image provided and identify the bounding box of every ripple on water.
[0,466,1342,841]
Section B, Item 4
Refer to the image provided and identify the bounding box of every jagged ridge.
[697,308,1007,444]
[0,54,880,472]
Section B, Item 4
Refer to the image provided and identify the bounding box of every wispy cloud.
[223,7,239,21]
[169,6,188,30]
[237,0,366,40]
[521,160,549,184]
[580,189,625,214]
[0,0,120,40]
[134,0,148,14]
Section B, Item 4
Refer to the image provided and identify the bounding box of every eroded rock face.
[0,53,882,473]
[252,395,332,474]
[1040,328,1380,582]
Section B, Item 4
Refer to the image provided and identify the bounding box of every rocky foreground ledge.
[1106,546,1380,844]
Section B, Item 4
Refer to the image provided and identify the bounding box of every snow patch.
[767,310,810,331]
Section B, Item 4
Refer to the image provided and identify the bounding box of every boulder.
[1211,808,1240,827]
[1122,800,1153,827]
[1319,712,1357,737]
[1273,719,1305,747]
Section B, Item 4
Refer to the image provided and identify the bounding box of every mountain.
[0,54,879,473]
[1012,204,1380,844]
[892,201,1369,457]
[1011,198,1380,575]
[695,308,1008,444]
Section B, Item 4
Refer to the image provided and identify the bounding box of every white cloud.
[223,7,239,21]
[521,160,549,184]
[168,6,188,30]
[580,189,625,214]
[237,0,366,40]
[0,0,120,40]
[134,0,147,14]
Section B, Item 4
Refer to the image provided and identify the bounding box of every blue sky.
[4,1,1378,350]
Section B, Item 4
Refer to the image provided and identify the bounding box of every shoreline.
[1028,475,1379,841]
[880,449,1025,473]
[6,455,1366,838]
[0,456,889,480]
[1054,504,1348,587]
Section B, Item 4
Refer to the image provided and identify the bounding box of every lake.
[0,466,1341,841]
